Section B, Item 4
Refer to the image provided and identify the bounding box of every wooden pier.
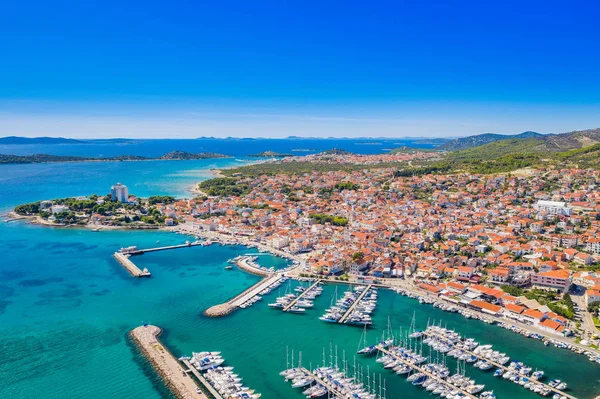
[338,284,373,324]
[181,359,225,399]
[283,280,321,312]
[113,252,151,277]
[376,345,479,399]
[423,330,577,399]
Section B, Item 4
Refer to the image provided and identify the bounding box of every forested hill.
[438,131,543,151]
[438,128,600,152]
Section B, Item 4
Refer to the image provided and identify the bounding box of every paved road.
[573,292,599,339]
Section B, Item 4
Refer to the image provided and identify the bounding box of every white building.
[349,261,368,275]
[585,238,600,255]
[534,200,572,216]
[269,236,290,250]
[111,183,129,203]
[51,204,69,214]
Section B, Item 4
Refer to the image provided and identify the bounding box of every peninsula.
[0,150,231,164]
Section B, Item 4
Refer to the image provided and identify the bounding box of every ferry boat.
[119,245,138,254]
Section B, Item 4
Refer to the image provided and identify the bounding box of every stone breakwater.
[129,325,203,399]
[235,256,271,276]
[204,274,282,317]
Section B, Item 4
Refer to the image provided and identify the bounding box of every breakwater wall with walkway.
[235,256,271,277]
[114,252,151,277]
[130,325,203,399]
[205,274,281,317]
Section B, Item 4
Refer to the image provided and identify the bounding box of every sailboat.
[357,324,377,354]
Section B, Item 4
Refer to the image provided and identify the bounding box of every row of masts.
[284,344,388,399]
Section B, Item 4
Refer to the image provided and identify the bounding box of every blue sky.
[1,0,599,138]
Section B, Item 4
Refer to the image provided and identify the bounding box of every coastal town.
[168,152,600,345]
[11,150,600,398]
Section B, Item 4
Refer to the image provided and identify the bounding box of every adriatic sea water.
[0,141,599,398]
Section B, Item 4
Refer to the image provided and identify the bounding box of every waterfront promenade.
[168,223,307,266]
[385,277,600,357]
[130,325,203,399]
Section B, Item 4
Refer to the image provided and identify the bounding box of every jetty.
[123,241,204,255]
[235,255,272,276]
[338,284,373,324]
[113,252,151,277]
[423,329,576,399]
[130,325,204,399]
[283,280,321,312]
[297,367,345,398]
[180,359,224,399]
[205,274,282,317]
[376,345,479,399]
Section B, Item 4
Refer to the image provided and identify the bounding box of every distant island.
[0,150,231,164]
[412,138,452,145]
[0,136,88,145]
[248,151,293,158]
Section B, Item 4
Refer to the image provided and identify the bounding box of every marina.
[421,325,576,399]
[232,255,274,277]
[180,359,224,399]
[281,346,387,399]
[205,274,285,316]
[390,285,600,364]
[339,285,376,324]
[375,345,481,399]
[282,280,323,312]
[319,285,378,326]
[184,352,262,399]
[2,225,600,398]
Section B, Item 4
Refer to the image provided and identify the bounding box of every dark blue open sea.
[0,139,598,398]
[0,137,434,158]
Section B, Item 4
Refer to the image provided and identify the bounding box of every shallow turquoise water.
[0,158,248,213]
[1,160,599,398]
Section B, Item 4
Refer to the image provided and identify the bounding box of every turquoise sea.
[1,148,599,398]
